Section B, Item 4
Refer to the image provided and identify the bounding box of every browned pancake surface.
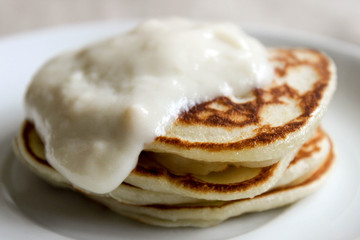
[155,49,333,151]
[289,126,326,166]
[139,141,334,210]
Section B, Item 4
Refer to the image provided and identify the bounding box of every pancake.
[274,127,330,188]
[15,121,298,201]
[91,149,333,227]
[13,47,336,227]
[125,128,330,201]
[125,149,296,200]
[114,128,331,206]
[146,49,336,165]
[13,123,334,227]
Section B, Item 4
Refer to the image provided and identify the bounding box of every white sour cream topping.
[25,18,274,194]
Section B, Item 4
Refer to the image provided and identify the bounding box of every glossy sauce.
[25,18,273,194]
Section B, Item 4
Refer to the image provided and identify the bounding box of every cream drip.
[25,18,273,194]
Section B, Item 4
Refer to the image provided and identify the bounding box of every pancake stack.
[13,48,336,227]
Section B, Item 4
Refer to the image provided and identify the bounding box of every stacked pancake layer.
[13,48,336,227]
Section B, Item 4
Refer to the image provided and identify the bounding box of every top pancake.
[146,48,336,163]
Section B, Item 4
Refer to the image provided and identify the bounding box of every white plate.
[0,21,359,240]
